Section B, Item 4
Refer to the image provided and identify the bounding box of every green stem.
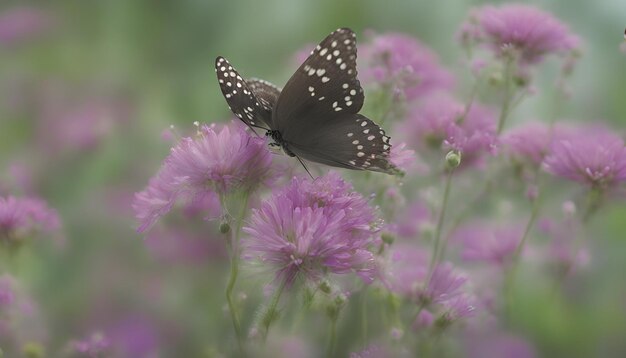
[497,58,515,134]
[427,169,454,280]
[504,189,541,315]
[327,316,338,356]
[551,188,602,295]
[262,279,287,342]
[361,286,368,345]
[458,79,480,125]
[225,192,250,352]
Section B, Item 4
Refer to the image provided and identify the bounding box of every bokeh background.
[1,0,626,357]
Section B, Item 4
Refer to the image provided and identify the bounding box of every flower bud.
[319,280,332,294]
[381,232,395,245]
[219,222,230,234]
[445,150,462,169]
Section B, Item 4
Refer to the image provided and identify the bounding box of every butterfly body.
[266,129,296,157]
[215,28,399,175]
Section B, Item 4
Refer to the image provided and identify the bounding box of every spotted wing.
[247,78,281,113]
[215,56,273,130]
[288,114,396,173]
[271,28,397,174]
[272,28,365,140]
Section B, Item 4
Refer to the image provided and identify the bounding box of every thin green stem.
[458,79,480,125]
[497,58,515,134]
[427,169,454,280]
[361,286,368,345]
[327,316,338,357]
[504,190,541,315]
[225,192,250,353]
[262,279,287,342]
[550,188,602,295]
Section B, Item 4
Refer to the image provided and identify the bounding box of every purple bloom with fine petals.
[399,95,497,167]
[243,173,378,286]
[0,195,60,240]
[421,263,468,305]
[453,223,523,267]
[389,142,418,173]
[360,32,454,100]
[133,123,276,232]
[503,121,554,166]
[439,294,477,322]
[459,4,579,65]
[543,130,626,188]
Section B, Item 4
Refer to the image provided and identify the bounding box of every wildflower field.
[1,1,626,357]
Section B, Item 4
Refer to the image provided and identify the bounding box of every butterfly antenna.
[296,155,315,179]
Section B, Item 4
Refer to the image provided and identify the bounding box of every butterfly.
[215,28,399,175]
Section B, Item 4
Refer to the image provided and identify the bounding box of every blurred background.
[1,0,625,357]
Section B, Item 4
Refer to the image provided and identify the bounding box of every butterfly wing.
[215,57,276,130]
[273,28,364,139]
[272,28,397,174]
[288,114,395,173]
[247,78,282,112]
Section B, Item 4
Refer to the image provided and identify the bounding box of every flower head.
[383,244,429,296]
[421,263,468,305]
[243,173,378,286]
[503,121,554,166]
[543,129,626,188]
[453,223,523,267]
[399,95,497,167]
[0,195,60,241]
[360,32,454,100]
[459,4,580,65]
[133,123,276,232]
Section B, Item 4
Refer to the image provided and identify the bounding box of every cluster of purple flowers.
[133,122,276,232]
[243,172,379,286]
[0,195,60,242]
[114,2,624,357]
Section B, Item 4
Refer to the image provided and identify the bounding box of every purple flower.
[70,332,111,358]
[0,275,15,309]
[133,123,276,232]
[389,143,417,171]
[453,223,523,267]
[438,294,477,322]
[0,6,54,47]
[543,129,626,188]
[383,244,429,296]
[107,317,161,358]
[0,195,60,240]
[459,4,580,65]
[360,32,454,100]
[399,95,497,167]
[413,310,434,330]
[503,121,554,166]
[538,218,589,275]
[243,173,378,286]
[421,263,468,305]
